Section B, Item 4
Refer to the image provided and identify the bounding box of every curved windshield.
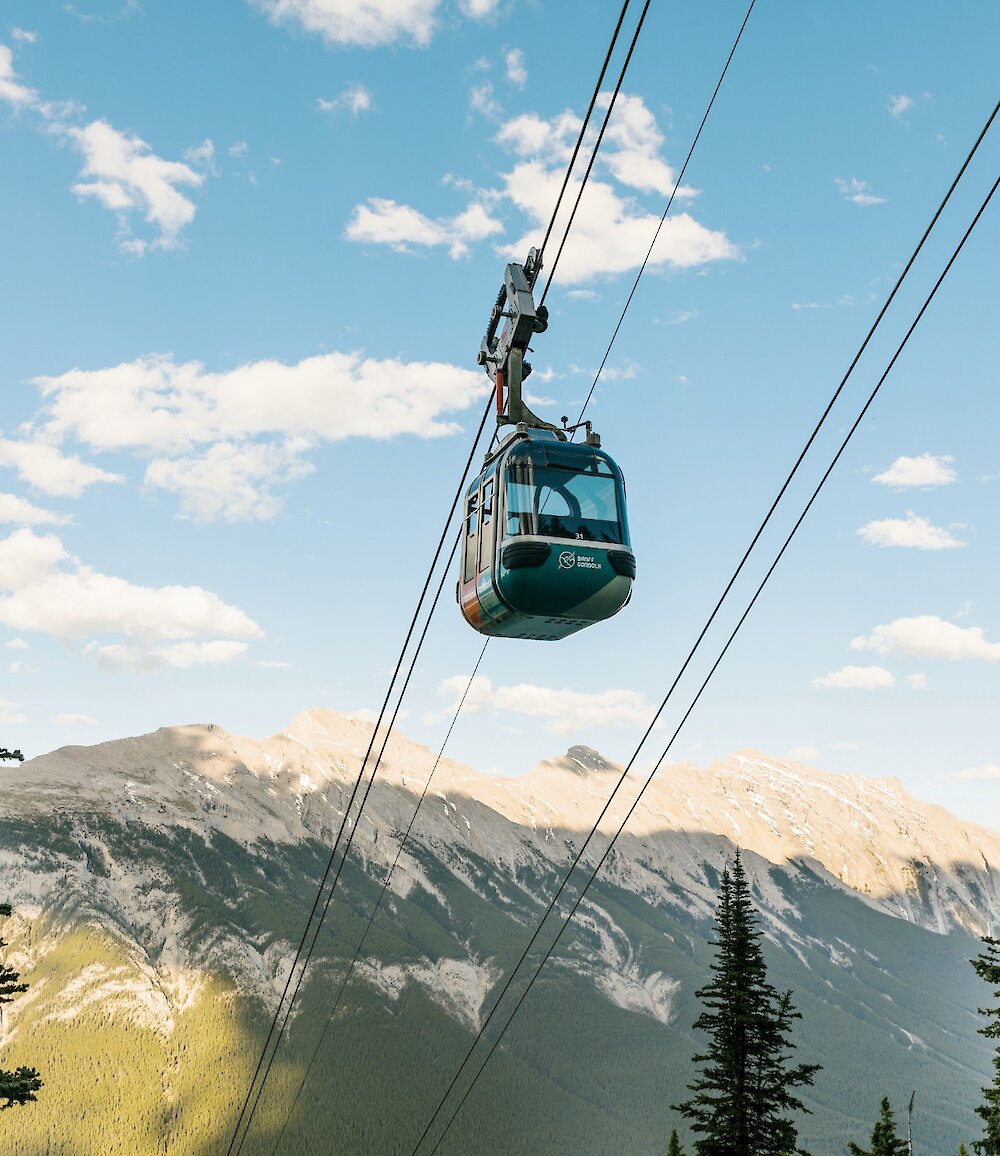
[505,462,624,543]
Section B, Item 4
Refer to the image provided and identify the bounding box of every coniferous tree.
[673,849,820,1155]
[667,1129,685,1156]
[971,936,1000,1155]
[846,1096,907,1155]
[962,1144,974,1155]
[0,902,42,1110]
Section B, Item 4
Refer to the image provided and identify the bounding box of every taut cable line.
[424,165,1000,1155]
[408,98,999,1154]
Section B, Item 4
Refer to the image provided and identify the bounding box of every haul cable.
[269,637,490,1154]
[225,396,493,1156]
[423,166,1000,1156]
[408,101,1000,1154]
[227,5,654,1148]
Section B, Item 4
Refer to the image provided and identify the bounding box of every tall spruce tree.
[847,1096,907,1156]
[673,849,820,1155]
[0,902,42,1110]
[971,936,1000,1154]
[667,1129,686,1156]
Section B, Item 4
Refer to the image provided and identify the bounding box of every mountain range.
[0,708,996,1154]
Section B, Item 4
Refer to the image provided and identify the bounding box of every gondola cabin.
[458,428,635,640]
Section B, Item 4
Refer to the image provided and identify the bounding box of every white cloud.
[228,141,249,157]
[470,80,501,120]
[0,697,26,725]
[145,438,315,522]
[0,493,69,526]
[951,764,1000,781]
[431,674,651,734]
[458,0,499,15]
[10,29,38,44]
[346,92,731,282]
[35,351,486,449]
[835,177,886,206]
[346,196,502,258]
[62,119,207,253]
[0,528,261,647]
[831,741,860,752]
[906,673,928,689]
[500,161,735,284]
[811,665,895,690]
[88,639,249,673]
[505,49,527,88]
[5,638,28,650]
[888,94,914,119]
[53,712,98,726]
[317,84,373,115]
[851,616,1000,662]
[0,528,68,590]
[0,569,261,641]
[250,0,439,47]
[787,746,820,762]
[0,42,39,107]
[873,453,957,488]
[20,350,486,522]
[857,512,964,550]
[0,438,123,498]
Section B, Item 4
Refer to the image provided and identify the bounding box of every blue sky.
[1,0,998,829]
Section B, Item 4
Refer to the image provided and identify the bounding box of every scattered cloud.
[10,29,38,44]
[19,350,486,520]
[430,675,652,734]
[787,746,819,762]
[0,46,210,253]
[906,673,928,689]
[851,616,1000,662]
[346,196,502,258]
[249,0,440,47]
[951,764,1000,781]
[88,639,250,674]
[831,741,860,752]
[0,697,26,725]
[62,119,208,254]
[666,309,699,325]
[0,42,39,106]
[872,453,957,488]
[53,712,98,726]
[811,665,895,690]
[317,83,372,115]
[0,493,70,526]
[5,638,29,650]
[835,177,886,206]
[888,94,914,119]
[347,91,734,283]
[228,140,249,157]
[458,0,500,15]
[505,48,527,88]
[469,80,501,120]
[0,438,123,498]
[145,438,315,522]
[0,529,261,656]
[857,512,965,550]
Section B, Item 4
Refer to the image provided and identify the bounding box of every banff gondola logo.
[559,551,601,571]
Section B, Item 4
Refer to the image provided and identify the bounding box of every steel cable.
[423,165,1000,1156]
[407,98,999,1153]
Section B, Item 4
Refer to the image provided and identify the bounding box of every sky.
[1,0,998,830]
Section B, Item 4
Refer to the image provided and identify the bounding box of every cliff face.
[0,709,995,1154]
